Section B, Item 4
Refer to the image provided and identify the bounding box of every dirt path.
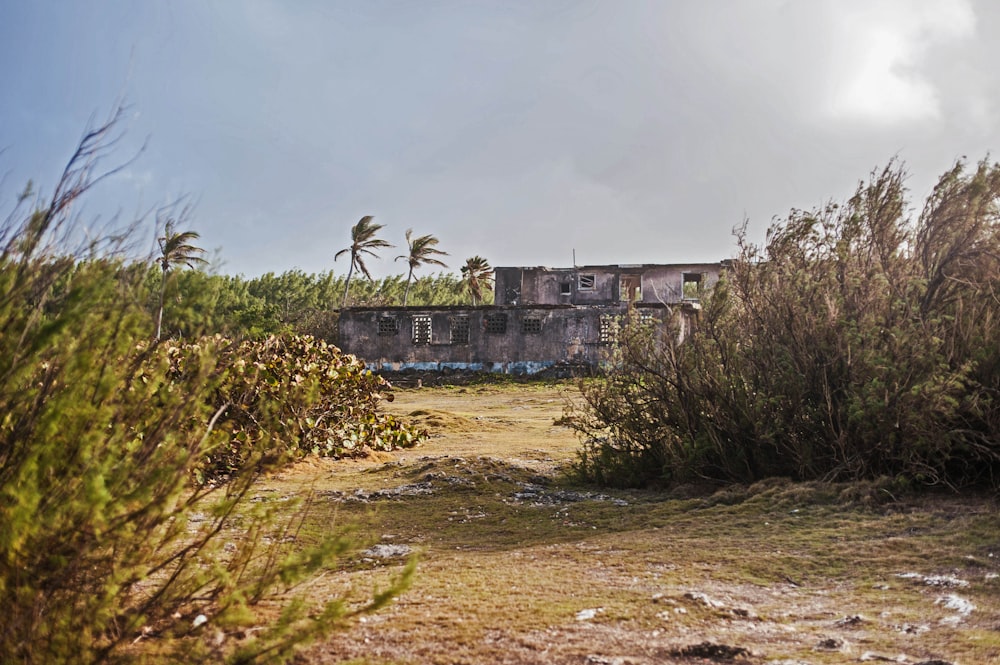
[267,384,1000,665]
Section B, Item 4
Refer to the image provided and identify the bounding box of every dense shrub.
[574,160,1000,489]
[185,334,423,478]
[0,113,413,663]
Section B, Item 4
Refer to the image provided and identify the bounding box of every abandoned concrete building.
[337,262,725,375]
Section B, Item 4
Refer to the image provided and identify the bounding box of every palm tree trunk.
[402,267,414,306]
[155,270,167,340]
[341,260,356,308]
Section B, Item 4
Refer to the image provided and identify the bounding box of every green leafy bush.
[574,160,1000,489]
[0,112,413,664]
[183,334,424,478]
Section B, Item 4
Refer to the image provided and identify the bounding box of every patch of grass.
[266,385,1000,665]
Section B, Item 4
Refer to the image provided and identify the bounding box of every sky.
[2,1,998,278]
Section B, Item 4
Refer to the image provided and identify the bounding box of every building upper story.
[493,262,726,307]
[336,260,729,375]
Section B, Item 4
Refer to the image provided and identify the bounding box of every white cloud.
[821,0,975,124]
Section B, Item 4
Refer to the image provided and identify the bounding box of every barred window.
[450,316,470,344]
[484,313,508,334]
[578,274,596,290]
[599,315,617,344]
[377,317,399,336]
[521,316,542,334]
[412,315,431,345]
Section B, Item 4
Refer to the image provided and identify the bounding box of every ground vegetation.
[0,110,415,664]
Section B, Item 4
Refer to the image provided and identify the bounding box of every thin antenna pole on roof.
[573,248,576,267]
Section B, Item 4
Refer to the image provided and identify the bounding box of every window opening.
[484,313,508,334]
[559,282,572,296]
[412,315,431,345]
[599,315,617,344]
[521,317,542,334]
[377,317,399,336]
[578,274,596,291]
[682,273,703,300]
[620,275,641,302]
[449,316,470,344]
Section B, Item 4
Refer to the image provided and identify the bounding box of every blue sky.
[2,1,998,277]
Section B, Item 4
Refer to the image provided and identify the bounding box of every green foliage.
[461,255,493,305]
[146,268,487,343]
[395,229,449,306]
[191,334,425,477]
[335,215,393,307]
[0,114,413,663]
[155,211,208,339]
[347,271,489,308]
[574,160,1000,489]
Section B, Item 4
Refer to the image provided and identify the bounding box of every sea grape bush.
[574,160,1000,489]
[160,334,425,478]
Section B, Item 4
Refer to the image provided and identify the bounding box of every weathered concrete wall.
[633,264,723,303]
[338,304,692,374]
[338,261,724,374]
[494,263,725,306]
[493,268,526,306]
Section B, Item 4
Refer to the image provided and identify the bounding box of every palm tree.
[461,256,493,305]
[335,215,393,307]
[395,229,448,306]
[155,218,208,339]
